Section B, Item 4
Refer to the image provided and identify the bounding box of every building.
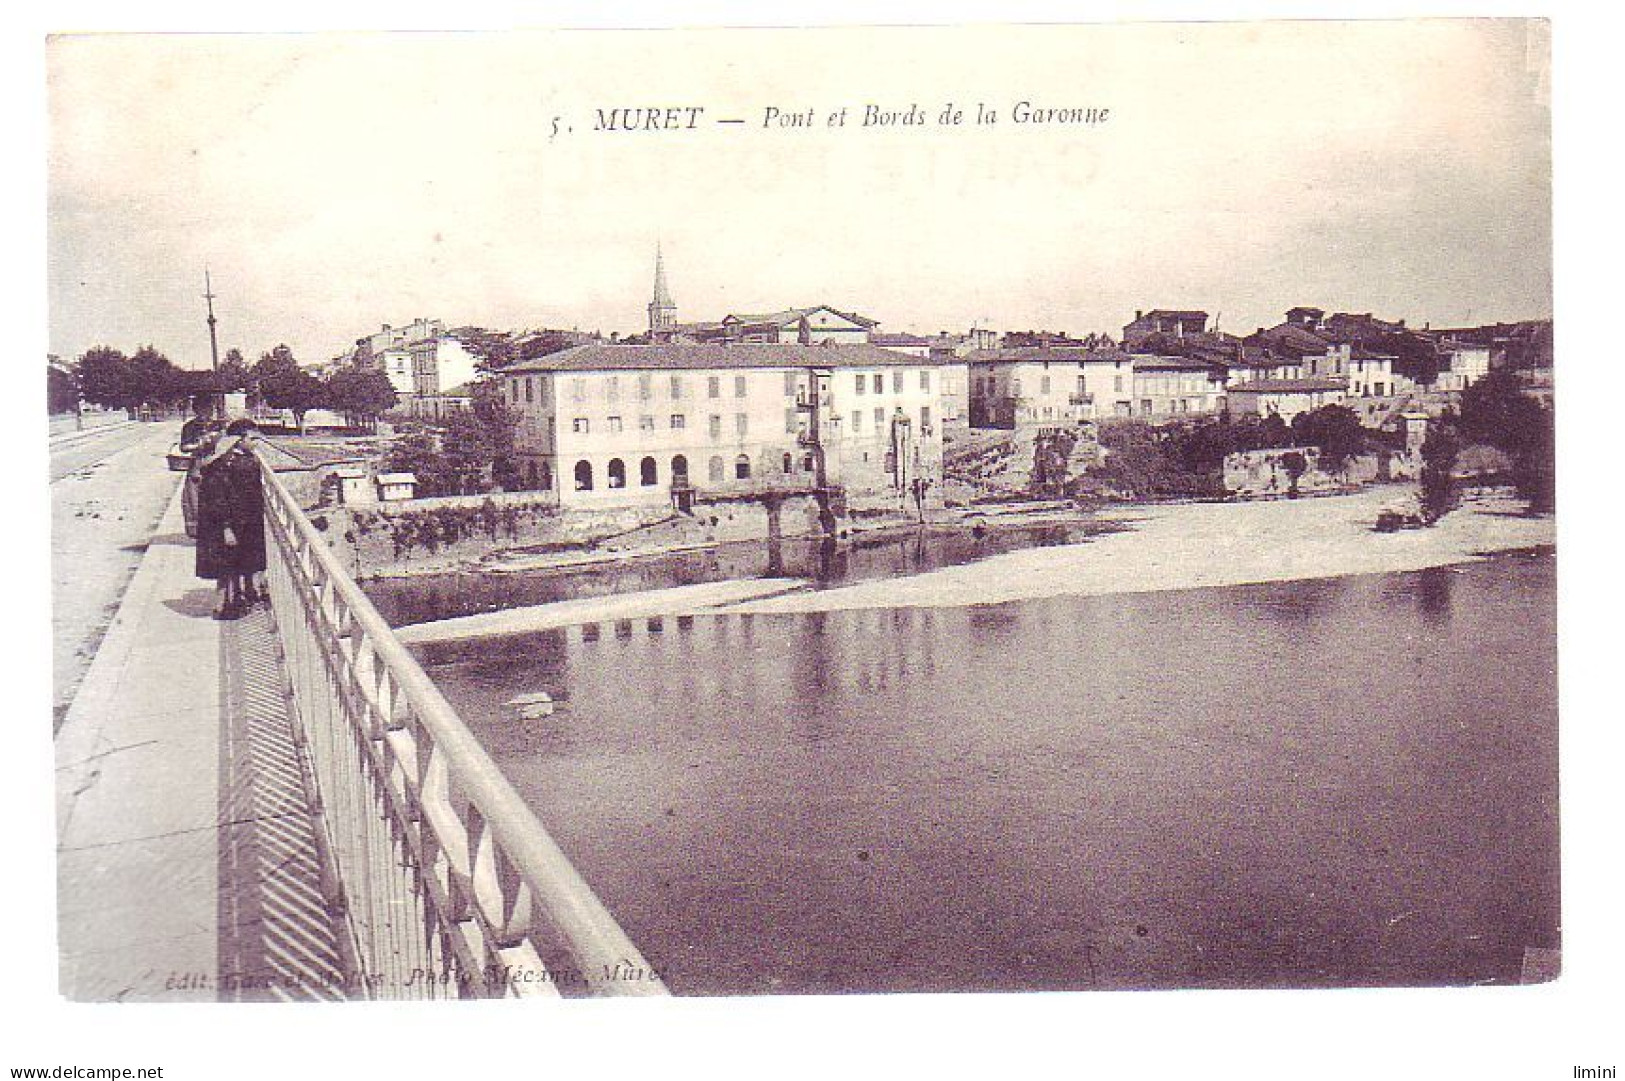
[1129,355,1226,418]
[1121,309,1209,348]
[870,332,936,358]
[1226,377,1350,423]
[354,318,445,365]
[500,342,946,512]
[682,306,879,345]
[1432,341,1493,391]
[376,347,415,396]
[1309,341,1401,397]
[966,347,1131,427]
[410,333,481,398]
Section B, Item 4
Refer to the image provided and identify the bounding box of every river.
[402,548,1558,994]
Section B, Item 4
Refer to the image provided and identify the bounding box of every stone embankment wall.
[1222,447,1422,499]
[311,489,834,578]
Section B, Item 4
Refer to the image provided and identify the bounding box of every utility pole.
[204,269,220,372]
[203,269,222,417]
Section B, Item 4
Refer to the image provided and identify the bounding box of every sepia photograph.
[24,6,1619,1075]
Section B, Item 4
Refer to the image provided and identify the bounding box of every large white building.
[501,342,946,512]
[967,347,1132,427]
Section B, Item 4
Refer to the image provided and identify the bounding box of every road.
[51,420,185,726]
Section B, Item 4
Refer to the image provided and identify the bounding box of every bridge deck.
[56,484,350,1001]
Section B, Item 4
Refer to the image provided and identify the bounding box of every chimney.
[1135,310,1144,320]
[381,323,391,332]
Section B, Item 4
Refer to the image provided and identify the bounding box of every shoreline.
[392,483,1553,640]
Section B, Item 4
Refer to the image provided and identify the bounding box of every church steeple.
[648,243,677,340]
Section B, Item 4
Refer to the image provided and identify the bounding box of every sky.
[46,20,1551,370]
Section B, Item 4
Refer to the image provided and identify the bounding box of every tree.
[383,429,456,497]
[1290,404,1367,477]
[470,379,521,489]
[1459,369,1545,455]
[254,345,326,427]
[75,346,134,411]
[1418,421,1461,524]
[326,366,398,431]
[47,363,80,415]
[217,348,250,394]
[1458,369,1555,514]
[1280,451,1308,497]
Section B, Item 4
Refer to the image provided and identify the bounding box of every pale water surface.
[412,550,1558,994]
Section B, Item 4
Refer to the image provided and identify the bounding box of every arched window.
[607,458,626,489]
[573,460,593,491]
[782,452,793,474]
[708,455,725,483]
[802,453,815,473]
[640,456,658,486]
[671,454,689,485]
[735,454,752,480]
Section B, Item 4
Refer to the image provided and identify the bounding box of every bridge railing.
[257,452,669,999]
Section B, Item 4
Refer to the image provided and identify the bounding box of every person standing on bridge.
[194,419,267,618]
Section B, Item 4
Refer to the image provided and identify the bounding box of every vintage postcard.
[45,16,1560,1021]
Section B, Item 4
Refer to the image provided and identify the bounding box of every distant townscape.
[47,247,1556,578]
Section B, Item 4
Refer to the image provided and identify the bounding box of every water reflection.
[365,518,1124,628]
[420,553,1557,995]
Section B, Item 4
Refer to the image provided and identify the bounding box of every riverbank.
[391,483,1552,638]
[727,484,1552,616]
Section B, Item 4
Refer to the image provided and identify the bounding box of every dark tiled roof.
[965,347,1128,365]
[1229,377,1348,393]
[870,332,935,347]
[503,342,944,374]
[1131,354,1217,372]
[1133,309,1209,321]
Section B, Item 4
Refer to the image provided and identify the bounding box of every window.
[539,379,550,404]
[785,407,798,434]
[735,413,748,436]
[855,373,867,395]
[708,455,725,483]
[921,406,932,429]
[892,370,903,393]
[606,376,620,401]
[671,455,689,484]
[607,415,623,433]
[640,457,658,486]
[802,453,815,472]
[734,375,747,397]
[638,373,653,400]
[1374,382,1386,396]
[669,375,684,398]
[734,454,752,479]
[707,375,721,399]
[572,417,590,434]
[1041,375,1052,395]
[1011,378,1023,396]
[1114,375,1125,393]
[709,414,723,439]
[784,371,798,396]
[607,458,626,488]
[874,407,885,428]
[851,410,862,432]
[573,460,594,491]
[1141,399,1154,415]
[570,378,587,401]
[510,380,520,403]
[525,378,535,404]
[639,415,656,431]
[670,414,686,429]
[920,369,931,391]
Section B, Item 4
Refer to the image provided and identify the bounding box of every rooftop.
[1230,377,1349,393]
[503,342,946,374]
